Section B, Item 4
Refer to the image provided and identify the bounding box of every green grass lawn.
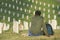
[0,28,60,40]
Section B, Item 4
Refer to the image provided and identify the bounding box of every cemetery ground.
[0,28,60,40]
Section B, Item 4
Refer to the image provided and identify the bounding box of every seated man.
[28,10,49,36]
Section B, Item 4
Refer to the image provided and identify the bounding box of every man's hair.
[35,10,41,16]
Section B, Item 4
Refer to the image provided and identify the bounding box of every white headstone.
[36,1,38,4]
[17,13,19,17]
[9,4,11,8]
[39,7,41,10]
[12,0,14,2]
[31,5,32,8]
[53,10,55,14]
[50,20,57,29]
[22,14,24,19]
[48,9,50,13]
[19,1,21,5]
[8,17,10,22]
[23,3,25,6]
[1,2,4,5]
[54,15,56,20]
[58,11,60,15]
[29,10,31,13]
[43,13,45,17]
[35,6,37,9]
[0,23,3,34]
[48,20,51,24]
[13,18,15,21]
[52,4,55,8]
[4,9,7,13]
[13,21,19,33]
[23,21,28,30]
[27,4,29,7]
[13,12,15,16]
[6,0,7,1]
[57,5,59,9]
[13,5,15,9]
[24,9,27,12]
[1,8,3,12]
[3,16,5,20]
[28,0,30,2]
[26,16,29,20]
[5,3,7,7]
[48,14,50,18]
[48,4,50,7]
[8,10,11,14]
[44,2,46,6]
[32,0,34,3]
[16,6,19,10]
[33,11,35,15]
[40,2,42,5]
[57,26,60,29]
[20,8,22,11]
[16,0,18,3]
[18,20,21,24]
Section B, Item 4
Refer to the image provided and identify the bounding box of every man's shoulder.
[32,16,44,19]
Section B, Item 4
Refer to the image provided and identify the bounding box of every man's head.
[35,10,41,16]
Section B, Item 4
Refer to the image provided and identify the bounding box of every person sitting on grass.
[28,10,49,36]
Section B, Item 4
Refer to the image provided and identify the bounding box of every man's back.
[29,16,44,34]
[29,10,49,36]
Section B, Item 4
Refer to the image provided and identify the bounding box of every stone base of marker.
[57,26,60,29]
[23,21,28,30]
[48,19,57,29]
[13,21,19,33]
